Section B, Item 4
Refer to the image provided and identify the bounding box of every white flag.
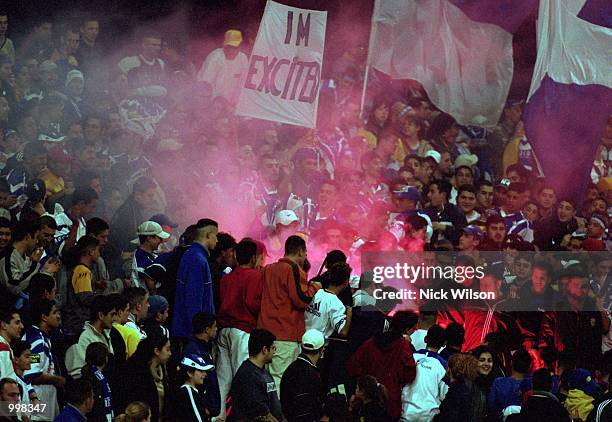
[370,0,514,127]
[235,0,327,128]
[527,0,612,100]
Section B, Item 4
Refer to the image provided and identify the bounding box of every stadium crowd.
[1,8,612,422]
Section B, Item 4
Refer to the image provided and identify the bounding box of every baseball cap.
[568,368,600,396]
[131,221,170,244]
[393,185,421,202]
[39,60,58,73]
[590,214,607,229]
[275,210,299,226]
[223,29,243,47]
[424,150,441,164]
[180,355,214,372]
[462,225,484,238]
[146,295,169,320]
[302,329,325,351]
[559,260,587,279]
[495,178,511,189]
[455,154,478,169]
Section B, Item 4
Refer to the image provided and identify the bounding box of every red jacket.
[217,267,264,333]
[348,333,416,419]
[257,258,319,342]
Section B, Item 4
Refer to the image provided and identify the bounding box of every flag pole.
[360,0,379,119]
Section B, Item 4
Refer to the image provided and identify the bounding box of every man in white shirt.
[401,325,449,421]
[196,29,249,105]
[305,263,352,338]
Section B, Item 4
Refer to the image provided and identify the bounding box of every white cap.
[302,329,325,351]
[275,210,299,226]
[131,221,170,244]
[425,150,441,164]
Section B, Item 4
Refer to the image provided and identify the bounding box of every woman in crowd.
[172,354,212,422]
[116,329,171,422]
[434,353,483,421]
[349,375,389,422]
[115,401,152,422]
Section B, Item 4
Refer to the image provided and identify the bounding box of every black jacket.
[520,391,570,422]
[434,379,474,422]
[171,384,210,422]
[425,203,468,246]
[280,354,325,422]
[115,360,169,422]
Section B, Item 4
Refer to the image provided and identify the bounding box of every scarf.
[92,365,113,422]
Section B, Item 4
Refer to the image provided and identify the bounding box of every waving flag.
[524,0,612,200]
[369,0,536,127]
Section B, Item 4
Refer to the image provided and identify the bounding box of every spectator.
[0,12,14,63]
[142,295,170,338]
[172,218,218,339]
[172,354,214,422]
[124,286,149,340]
[487,347,532,419]
[401,324,449,421]
[23,298,65,420]
[209,232,237,312]
[228,329,283,422]
[257,235,319,391]
[425,179,467,245]
[440,322,465,361]
[118,31,166,90]
[280,329,326,421]
[116,329,171,422]
[11,339,34,408]
[519,367,570,422]
[182,312,220,419]
[349,311,418,420]
[115,401,151,422]
[0,308,23,380]
[434,353,482,422]
[216,238,264,415]
[65,294,116,378]
[54,378,94,422]
[80,342,113,422]
[196,29,248,104]
[565,368,601,421]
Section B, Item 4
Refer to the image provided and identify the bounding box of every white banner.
[235,0,327,128]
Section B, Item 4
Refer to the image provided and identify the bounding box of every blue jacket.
[54,404,86,422]
[172,243,214,337]
[183,337,220,417]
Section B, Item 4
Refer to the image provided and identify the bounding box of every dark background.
[3,0,537,99]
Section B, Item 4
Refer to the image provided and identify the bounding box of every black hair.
[532,259,554,279]
[11,340,30,359]
[86,217,109,236]
[38,215,57,230]
[0,217,10,231]
[71,187,98,206]
[427,113,457,141]
[486,214,505,228]
[356,375,387,408]
[532,368,553,392]
[196,218,218,229]
[128,329,169,367]
[507,182,527,194]
[445,323,465,348]
[327,262,352,287]
[108,293,129,313]
[506,164,530,181]
[74,170,100,190]
[457,184,476,197]
[124,287,147,308]
[284,235,306,256]
[425,325,446,349]
[477,180,494,190]
[12,221,39,242]
[235,239,257,266]
[30,299,55,325]
[512,348,532,374]
[27,273,55,303]
[210,232,236,258]
[407,215,428,232]
[65,378,93,406]
[389,311,418,335]
[248,329,276,356]
[323,250,347,269]
[84,342,109,368]
[192,312,216,334]
[0,308,18,325]
[180,225,198,246]
[89,295,116,322]
[430,179,452,199]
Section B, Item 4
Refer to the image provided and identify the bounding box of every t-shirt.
[304,289,347,338]
[72,264,93,294]
[196,48,249,104]
[229,359,283,421]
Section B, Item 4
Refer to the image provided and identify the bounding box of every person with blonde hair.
[115,401,151,422]
[434,353,483,421]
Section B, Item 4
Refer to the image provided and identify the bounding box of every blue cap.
[393,186,421,202]
[568,369,600,396]
[463,225,484,238]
